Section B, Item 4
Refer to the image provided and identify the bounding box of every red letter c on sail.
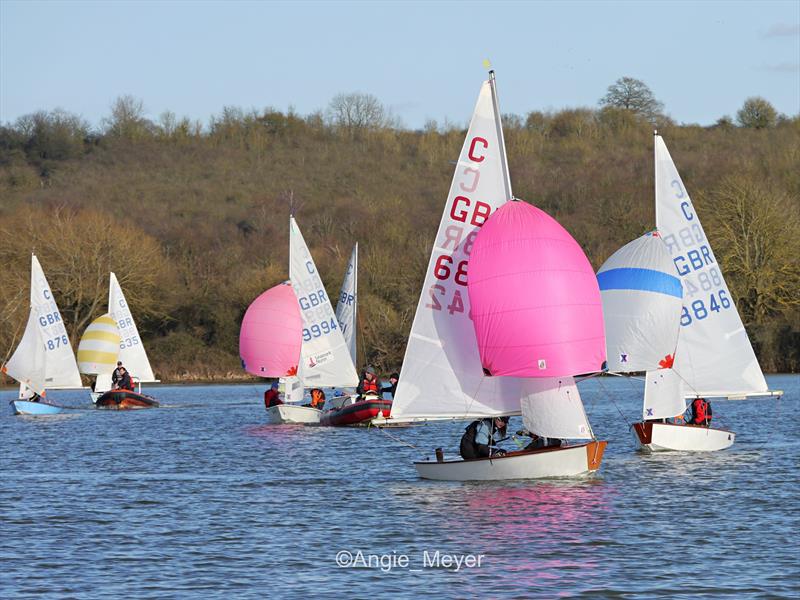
[468,137,488,162]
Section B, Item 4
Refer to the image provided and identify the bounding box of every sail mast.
[653,130,659,230]
[488,70,513,202]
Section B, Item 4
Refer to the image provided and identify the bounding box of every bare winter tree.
[326,92,387,136]
[599,77,664,122]
[103,95,153,139]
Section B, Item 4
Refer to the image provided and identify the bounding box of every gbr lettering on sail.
[427,136,494,318]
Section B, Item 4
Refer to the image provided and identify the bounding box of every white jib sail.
[108,272,156,382]
[597,232,683,373]
[335,243,358,366]
[520,377,593,440]
[655,135,767,396]
[3,255,82,394]
[289,217,359,388]
[390,78,530,421]
[642,368,686,420]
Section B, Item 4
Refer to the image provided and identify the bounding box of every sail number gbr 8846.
[663,179,733,327]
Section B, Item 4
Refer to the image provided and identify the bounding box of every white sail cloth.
[109,272,156,382]
[335,243,358,365]
[3,255,82,395]
[520,377,593,440]
[655,135,767,396]
[289,217,358,388]
[642,368,686,420]
[597,232,683,373]
[390,79,528,420]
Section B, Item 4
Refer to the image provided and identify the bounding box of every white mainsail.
[289,217,359,388]
[335,243,358,365]
[655,135,767,396]
[390,76,541,421]
[2,255,82,395]
[520,377,593,440]
[108,272,156,382]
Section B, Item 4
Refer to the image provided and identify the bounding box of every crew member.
[264,382,282,409]
[459,416,509,460]
[382,372,399,399]
[357,366,380,398]
[687,397,712,427]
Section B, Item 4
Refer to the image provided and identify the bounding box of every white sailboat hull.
[632,421,734,452]
[265,404,321,424]
[414,441,607,481]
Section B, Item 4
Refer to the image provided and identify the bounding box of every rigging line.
[375,424,421,451]
[596,374,633,428]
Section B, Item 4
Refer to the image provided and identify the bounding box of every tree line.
[1,78,798,382]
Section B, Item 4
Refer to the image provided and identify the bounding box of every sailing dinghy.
[619,134,782,451]
[382,72,608,480]
[247,217,360,424]
[3,255,83,415]
[95,272,160,409]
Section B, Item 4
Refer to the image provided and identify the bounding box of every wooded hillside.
[1,93,798,381]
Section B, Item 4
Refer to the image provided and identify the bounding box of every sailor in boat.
[111,361,126,388]
[381,372,399,400]
[113,366,134,392]
[264,381,282,409]
[356,366,380,399]
[460,416,509,460]
[306,388,326,410]
[686,397,713,427]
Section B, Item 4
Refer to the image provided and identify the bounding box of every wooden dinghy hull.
[10,400,65,416]
[96,390,159,410]
[265,404,321,424]
[319,399,392,427]
[631,421,734,452]
[414,441,607,481]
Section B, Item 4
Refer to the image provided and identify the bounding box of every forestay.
[240,282,302,378]
[335,243,358,365]
[642,368,686,420]
[520,377,593,440]
[2,255,82,394]
[109,272,156,382]
[468,201,606,378]
[289,217,358,388]
[654,135,767,396]
[389,79,528,421]
[597,231,683,373]
[77,314,121,374]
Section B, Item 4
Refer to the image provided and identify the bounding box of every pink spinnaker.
[239,282,302,378]
[467,201,606,377]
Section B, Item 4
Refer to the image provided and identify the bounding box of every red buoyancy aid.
[691,398,706,424]
[361,378,379,394]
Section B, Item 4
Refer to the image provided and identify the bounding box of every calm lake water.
[1,375,797,599]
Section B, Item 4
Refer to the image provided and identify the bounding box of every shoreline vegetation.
[1,84,798,383]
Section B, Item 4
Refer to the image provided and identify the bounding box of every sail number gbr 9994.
[426,135,494,317]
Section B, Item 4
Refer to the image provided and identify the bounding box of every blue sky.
[1,0,798,129]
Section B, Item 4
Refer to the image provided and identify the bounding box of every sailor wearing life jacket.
[459,416,509,460]
[687,397,713,427]
[357,366,380,398]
